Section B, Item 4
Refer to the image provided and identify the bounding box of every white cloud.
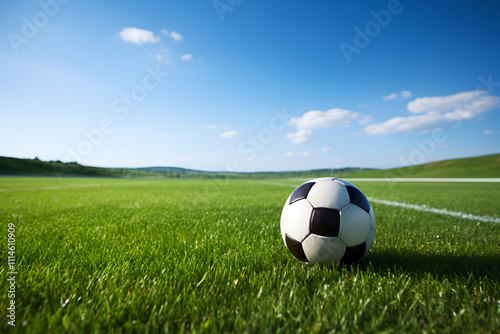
[401,90,412,98]
[181,54,192,60]
[283,151,309,157]
[364,114,443,135]
[358,114,374,125]
[322,147,331,152]
[205,125,217,130]
[286,108,371,143]
[364,90,500,135]
[155,133,167,138]
[288,108,358,130]
[286,129,313,144]
[407,91,491,114]
[169,30,183,41]
[120,27,161,45]
[152,53,162,62]
[383,93,398,101]
[383,91,412,101]
[483,129,497,134]
[219,130,238,138]
[160,28,183,41]
[358,103,369,108]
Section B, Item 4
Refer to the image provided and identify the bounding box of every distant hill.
[0,156,164,178]
[137,166,375,179]
[347,153,500,178]
[0,153,498,178]
[0,156,372,178]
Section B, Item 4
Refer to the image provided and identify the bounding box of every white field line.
[0,183,105,192]
[366,197,500,224]
[0,180,160,192]
[259,180,500,224]
[346,178,500,182]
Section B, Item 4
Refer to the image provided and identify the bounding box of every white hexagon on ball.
[368,206,376,230]
[338,203,372,247]
[280,194,292,245]
[306,180,350,210]
[280,198,312,243]
[302,235,346,264]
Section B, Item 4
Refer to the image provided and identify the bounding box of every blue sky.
[1,0,500,171]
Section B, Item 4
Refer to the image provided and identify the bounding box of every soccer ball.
[280,178,375,265]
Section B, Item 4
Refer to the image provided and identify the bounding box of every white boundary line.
[259,180,500,224]
[0,180,160,192]
[346,178,500,182]
[366,197,500,224]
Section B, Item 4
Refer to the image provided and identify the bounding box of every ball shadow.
[361,250,500,279]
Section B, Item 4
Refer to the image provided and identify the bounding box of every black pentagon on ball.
[310,208,340,237]
[285,233,309,262]
[289,182,315,204]
[346,186,370,212]
[340,242,366,265]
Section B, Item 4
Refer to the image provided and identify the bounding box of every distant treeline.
[0,156,159,178]
[0,156,374,179]
[2,153,498,179]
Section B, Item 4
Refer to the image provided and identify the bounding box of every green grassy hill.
[1,153,498,178]
[348,153,500,178]
[0,156,164,178]
[0,156,371,178]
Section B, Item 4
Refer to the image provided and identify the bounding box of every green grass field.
[1,177,499,333]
